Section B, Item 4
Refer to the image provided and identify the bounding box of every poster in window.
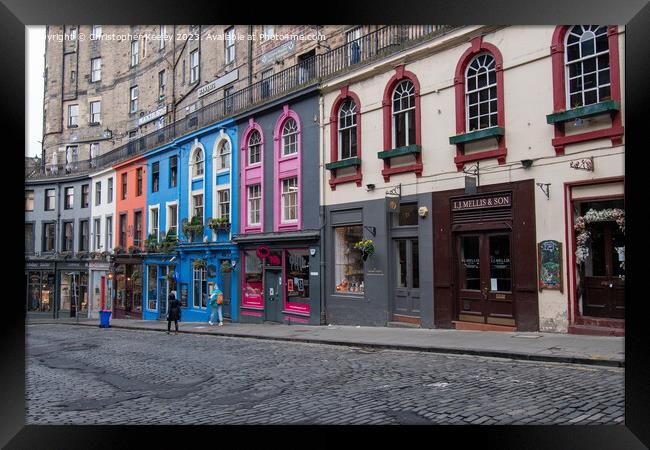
[538,240,563,292]
[180,282,189,308]
[287,278,294,292]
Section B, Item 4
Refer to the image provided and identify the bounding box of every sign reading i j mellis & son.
[451,193,512,211]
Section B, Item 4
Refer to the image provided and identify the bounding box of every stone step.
[387,321,421,329]
[452,321,515,332]
[568,324,624,337]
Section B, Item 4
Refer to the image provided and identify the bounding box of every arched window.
[338,99,357,159]
[217,140,231,171]
[248,130,261,165]
[392,80,416,148]
[192,147,204,177]
[465,53,497,132]
[565,25,610,108]
[282,118,298,156]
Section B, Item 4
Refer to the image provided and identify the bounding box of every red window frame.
[328,86,362,189]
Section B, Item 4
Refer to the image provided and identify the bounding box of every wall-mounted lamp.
[521,159,533,169]
[366,184,375,192]
[102,128,113,139]
[418,206,429,218]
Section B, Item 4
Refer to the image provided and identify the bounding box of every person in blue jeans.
[208,284,223,326]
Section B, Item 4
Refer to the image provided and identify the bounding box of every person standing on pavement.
[208,284,224,327]
[167,290,181,334]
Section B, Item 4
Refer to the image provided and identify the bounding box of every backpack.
[216,293,224,305]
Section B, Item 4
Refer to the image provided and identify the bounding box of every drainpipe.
[318,94,327,325]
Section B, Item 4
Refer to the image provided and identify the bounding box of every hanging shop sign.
[197,69,239,98]
[256,246,271,259]
[138,105,167,127]
[538,240,563,292]
[451,193,512,211]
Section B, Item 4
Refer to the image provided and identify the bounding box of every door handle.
[481,284,488,300]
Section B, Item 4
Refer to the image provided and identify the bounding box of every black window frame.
[169,156,178,188]
[152,162,160,193]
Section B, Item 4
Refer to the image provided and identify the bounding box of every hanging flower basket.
[220,260,232,273]
[575,208,625,268]
[192,259,207,270]
[354,239,375,261]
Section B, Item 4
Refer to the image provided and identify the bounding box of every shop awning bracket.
[536,182,551,200]
[364,226,376,237]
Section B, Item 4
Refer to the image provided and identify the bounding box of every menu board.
[180,283,189,308]
[538,240,563,292]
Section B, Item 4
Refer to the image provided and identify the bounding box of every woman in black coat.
[167,290,181,334]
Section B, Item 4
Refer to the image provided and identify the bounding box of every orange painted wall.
[113,155,147,250]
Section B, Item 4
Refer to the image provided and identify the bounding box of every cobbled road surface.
[26,324,624,425]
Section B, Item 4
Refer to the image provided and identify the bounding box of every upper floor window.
[25,223,35,254]
[248,130,261,165]
[169,156,178,187]
[158,70,166,99]
[190,50,199,83]
[68,104,78,127]
[90,142,99,166]
[91,57,101,82]
[192,193,204,220]
[81,184,89,208]
[150,207,159,240]
[218,189,230,222]
[151,162,159,193]
[248,185,261,226]
[90,100,101,124]
[281,118,298,156]
[565,25,610,108]
[225,27,235,64]
[217,140,231,171]
[64,187,74,209]
[107,177,113,203]
[69,27,77,41]
[159,25,167,49]
[63,222,74,251]
[93,218,101,250]
[43,222,56,252]
[45,189,55,211]
[131,40,139,66]
[281,177,298,223]
[465,53,498,132]
[136,168,143,196]
[392,80,415,147]
[79,220,89,252]
[91,25,102,40]
[95,181,101,206]
[346,27,363,65]
[224,86,235,114]
[192,148,204,177]
[338,98,358,159]
[262,25,274,39]
[25,190,34,211]
[121,173,127,199]
[130,86,138,113]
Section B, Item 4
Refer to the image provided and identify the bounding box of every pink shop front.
[235,232,322,325]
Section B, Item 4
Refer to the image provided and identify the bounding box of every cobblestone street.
[26,324,624,425]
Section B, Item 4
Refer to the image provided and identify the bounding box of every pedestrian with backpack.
[208,284,224,327]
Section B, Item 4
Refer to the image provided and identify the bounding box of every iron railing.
[29,25,460,180]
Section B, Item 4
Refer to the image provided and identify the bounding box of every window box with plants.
[192,258,207,270]
[144,234,160,253]
[546,99,620,125]
[159,230,179,254]
[182,216,204,242]
[128,245,142,255]
[208,217,231,231]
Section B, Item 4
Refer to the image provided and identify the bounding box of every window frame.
[136,168,143,197]
[391,79,416,148]
[95,181,102,206]
[68,104,79,127]
[217,189,230,222]
[64,186,74,210]
[217,140,231,172]
[224,27,235,64]
[247,184,261,227]
[25,190,34,211]
[131,40,139,66]
[42,221,56,253]
[273,106,302,231]
[191,146,205,179]
[190,49,199,84]
[90,100,101,124]
[81,184,89,208]
[130,86,138,113]
[151,161,160,193]
[44,188,55,211]
[90,57,101,82]
[464,53,498,132]
[105,215,113,250]
[79,219,89,252]
[281,177,298,224]
[93,217,101,251]
[169,155,178,188]
[107,177,113,203]
[241,120,265,233]
[149,206,160,240]
[62,221,74,252]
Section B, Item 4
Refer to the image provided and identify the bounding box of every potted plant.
[113,246,125,255]
[220,260,232,273]
[160,230,179,254]
[208,217,231,231]
[354,239,375,261]
[128,245,142,255]
[144,234,159,253]
[192,258,207,270]
[76,251,89,260]
[182,216,204,241]
[101,250,111,260]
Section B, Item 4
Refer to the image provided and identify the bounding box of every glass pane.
[147,266,157,310]
[407,109,416,146]
[581,38,595,57]
[597,54,610,69]
[599,86,611,101]
[583,73,597,89]
[285,249,310,304]
[598,68,610,86]
[489,235,511,292]
[612,226,625,277]
[396,240,407,288]
[461,236,480,290]
[334,226,364,294]
[595,33,608,53]
[583,57,596,74]
[412,240,419,289]
[568,62,582,77]
[398,203,418,226]
[584,89,597,105]
[566,43,580,62]
[394,113,406,147]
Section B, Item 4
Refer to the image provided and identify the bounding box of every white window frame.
[91,25,102,40]
[281,118,298,157]
[105,215,113,250]
[564,25,611,109]
[192,266,207,309]
[338,98,357,160]
[225,27,235,64]
[93,217,102,251]
[90,100,101,124]
[248,184,261,226]
[91,57,101,82]
[95,180,102,206]
[191,192,204,223]
[262,25,274,40]
[217,140,231,172]
[248,130,261,165]
[68,104,79,127]
[159,25,166,49]
[281,177,298,223]
[391,79,415,148]
[158,70,166,99]
[346,27,363,65]
[191,146,205,179]
[465,53,498,132]
[149,205,160,240]
[131,40,139,66]
[190,50,199,83]
[130,86,138,113]
[165,201,179,236]
[217,189,230,222]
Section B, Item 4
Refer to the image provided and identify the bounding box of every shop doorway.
[264,268,283,323]
[455,232,515,327]
[392,238,421,319]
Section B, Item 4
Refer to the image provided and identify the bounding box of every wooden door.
[392,238,421,318]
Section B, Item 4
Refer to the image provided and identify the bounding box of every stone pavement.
[27,317,624,367]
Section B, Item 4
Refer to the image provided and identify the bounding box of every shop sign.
[197,69,239,98]
[180,283,189,308]
[138,105,167,127]
[452,193,512,211]
[569,157,594,172]
[260,42,296,67]
[538,240,563,292]
[256,246,271,259]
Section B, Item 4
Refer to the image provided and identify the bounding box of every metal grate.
[452,207,512,224]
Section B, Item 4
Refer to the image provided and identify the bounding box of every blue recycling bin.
[99,310,112,328]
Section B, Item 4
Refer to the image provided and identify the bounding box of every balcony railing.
[29,25,460,180]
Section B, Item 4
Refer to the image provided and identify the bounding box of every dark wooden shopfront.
[432,180,539,331]
[111,255,143,319]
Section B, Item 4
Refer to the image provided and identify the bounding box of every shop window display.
[334,226,364,294]
[147,265,158,310]
[243,250,263,304]
[26,271,54,313]
[285,249,310,304]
